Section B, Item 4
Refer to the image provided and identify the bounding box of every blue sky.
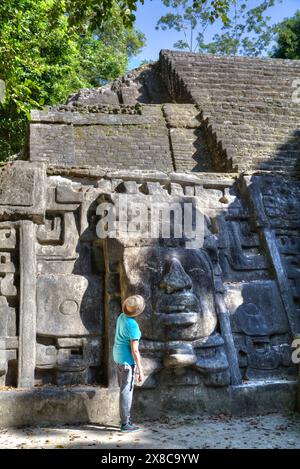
[129,0,299,69]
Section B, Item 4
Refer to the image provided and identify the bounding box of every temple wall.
[0,161,298,425]
[0,50,300,425]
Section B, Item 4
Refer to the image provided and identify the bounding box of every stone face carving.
[97,177,299,390]
[121,246,217,341]
[116,239,230,388]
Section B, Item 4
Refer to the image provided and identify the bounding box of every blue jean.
[116,363,136,425]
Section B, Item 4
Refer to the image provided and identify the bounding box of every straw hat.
[122,295,145,317]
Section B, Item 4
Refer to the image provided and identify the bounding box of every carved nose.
[160,258,192,294]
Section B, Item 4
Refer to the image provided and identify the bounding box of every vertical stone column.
[18,221,36,388]
[263,228,300,337]
[216,294,242,385]
[103,239,122,388]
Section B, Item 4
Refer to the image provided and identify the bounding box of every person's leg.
[117,364,134,426]
[127,365,136,424]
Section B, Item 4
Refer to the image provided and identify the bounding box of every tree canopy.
[70,0,234,30]
[0,0,144,160]
[1,0,299,162]
[272,10,300,59]
[156,0,279,56]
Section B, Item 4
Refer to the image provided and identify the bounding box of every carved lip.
[161,312,198,326]
[159,292,199,313]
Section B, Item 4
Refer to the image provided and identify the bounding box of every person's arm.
[130,340,144,383]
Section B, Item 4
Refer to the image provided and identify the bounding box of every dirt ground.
[0,413,299,449]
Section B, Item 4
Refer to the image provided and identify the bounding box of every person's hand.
[137,368,144,383]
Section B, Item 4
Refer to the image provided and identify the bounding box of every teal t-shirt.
[113,313,142,365]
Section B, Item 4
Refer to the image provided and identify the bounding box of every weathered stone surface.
[0,162,46,222]
[0,166,34,206]
[225,281,289,335]
[0,387,120,427]
[67,62,171,106]
[30,105,174,172]
[160,50,300,175]
[36,274,103,337]
[1,50,300,423]
[18,221,37,388]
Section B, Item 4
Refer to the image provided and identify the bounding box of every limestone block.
[36,343,57,368]
[56,185,83,204]
[225,281,289,335]
[0,348,7,377]
[0,165,34,206]
[36,274,103,337]
[46,186,81,212]
[56,369,89,386]
[97,179,112,192]
[0,297,16,336]
[0,227,16,249]
[36,212,79,260]
[57,348,87,372]
[0,162,46,223]
[0,273,17,298]
[0,253,15,273]
[57,338,83,348]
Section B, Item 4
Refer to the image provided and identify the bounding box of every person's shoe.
[128,419,140,429]
[120,422,140,432]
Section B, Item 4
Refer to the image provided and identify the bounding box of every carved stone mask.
[120,246,217,341]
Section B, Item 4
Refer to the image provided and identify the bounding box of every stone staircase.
[160,50,300,175]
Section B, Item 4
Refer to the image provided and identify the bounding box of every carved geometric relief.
[224,281,296,380]
[0,224,19,386]
[35,336,103,386]
[0,228,16,248]
[36,212,79,260]
[0,253,17,298]
[218,216,269,282]
[33,180,105,387]
[37,216,62,244]
[251,175,300,330]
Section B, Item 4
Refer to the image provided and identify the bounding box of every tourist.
[113,295,145,432]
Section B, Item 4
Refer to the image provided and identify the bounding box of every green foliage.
[157,0,279,56]
[0,0,144,160]
[272,10,300,59]
[66,0,145,30]
[156,0,230,51]
[201,0,278,56]
[68,1,237,31]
